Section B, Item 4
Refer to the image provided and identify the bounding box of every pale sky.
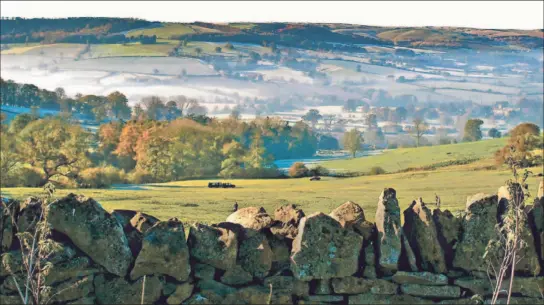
[1,1,543,30]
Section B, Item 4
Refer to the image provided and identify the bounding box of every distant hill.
[0,17,156,43]
[1,17,542,51]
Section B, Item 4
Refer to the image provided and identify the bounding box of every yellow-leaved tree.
[16,118,91,186]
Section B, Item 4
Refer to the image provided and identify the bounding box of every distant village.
[272,97,543,150]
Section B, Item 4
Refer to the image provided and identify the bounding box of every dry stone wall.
[1,181,543,304]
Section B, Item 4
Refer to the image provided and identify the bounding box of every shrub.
[494,144,542,168]
[402,158,478,172]
[399,142,417,148]
[79,166,125,188]
[439,137,452,145]
[288,162,309,178]
[368,166,387,175]
[127,169,154,184]
[509,123,540,139]
[495,122,544,168]
[224,42,234,50]
[15,167,45,187]
[387,143,398,149]
[244,167,282,179]
[308,165,329,177]
[49,175,78,188]
[488,128,501,139]
[218,164,245,179]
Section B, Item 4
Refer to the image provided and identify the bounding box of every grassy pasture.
[189,25,222,33]
[3,164,542,225]
[415,80,521,95]
[434,88,510,104]
[4,137,541,226]
[89,42,175,57]
[322,138,507,174]
[126,24,195,39]
[228,23,257,30]
[180,42,239,56]
[1,44,44,55]
[1,43,84,58]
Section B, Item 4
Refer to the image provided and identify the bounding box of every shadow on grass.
[147,184,185,189]
[111,184,148,191]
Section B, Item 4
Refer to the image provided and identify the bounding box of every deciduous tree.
[245,132,274,170]
[165,101,182,121]
[494,122,542,167]
[343,129,363,158]
[488,128,501,139]
[410,118,428,147]
[365,113,378,129]
[463,119,484,142]
[9,114,37,134]
[133,103,146,120]
[0,131,20,186]
[17,118,90,185]
[142,96,165,120]
[134,128,174,181]
[288,162,309,178]
[302,109,322,129]
[219,141,245,178]
[107,91,131,120]
[509,123,540,139]
[343,99,359,112]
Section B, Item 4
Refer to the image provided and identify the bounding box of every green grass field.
[90,42,176,57]
[3,163,541,225]
[1,43,83,56]
[1,42,174,58]
[1,39,268,60]
[322,138,508,173]
[87,41,241,58]
[1,43,43,55]
[3,138,541,225]
[126,24,196,39]
[179,41,239,56]
[228,23,257,30]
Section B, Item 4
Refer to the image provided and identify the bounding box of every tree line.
[58,34,157,45]
[0,17,153,43]
[0,78,212,123]
[1,78,132,122]
[0,111,323,188]
[0,79,327,188]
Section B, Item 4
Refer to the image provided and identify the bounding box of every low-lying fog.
[1,43,543,121]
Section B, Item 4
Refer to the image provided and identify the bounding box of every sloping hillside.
[341,26,543,49]
[1,18,542,50]
[322,138,508,174]
[0,17,155,43]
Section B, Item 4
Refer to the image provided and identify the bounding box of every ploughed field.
[3,161,542,225]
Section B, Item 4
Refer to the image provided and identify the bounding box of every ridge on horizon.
[1,17,542,51]
[1,16,544,31]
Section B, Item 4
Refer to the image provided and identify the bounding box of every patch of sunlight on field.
[229,23,256,30]
[157,39,179,44]
[176,42,240,56]
[322,138,508,173]
[1,44,44,55]
[127,24,195,39]
[189,25,222,33]
[90,43,175,57]
[3,163,541,225]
